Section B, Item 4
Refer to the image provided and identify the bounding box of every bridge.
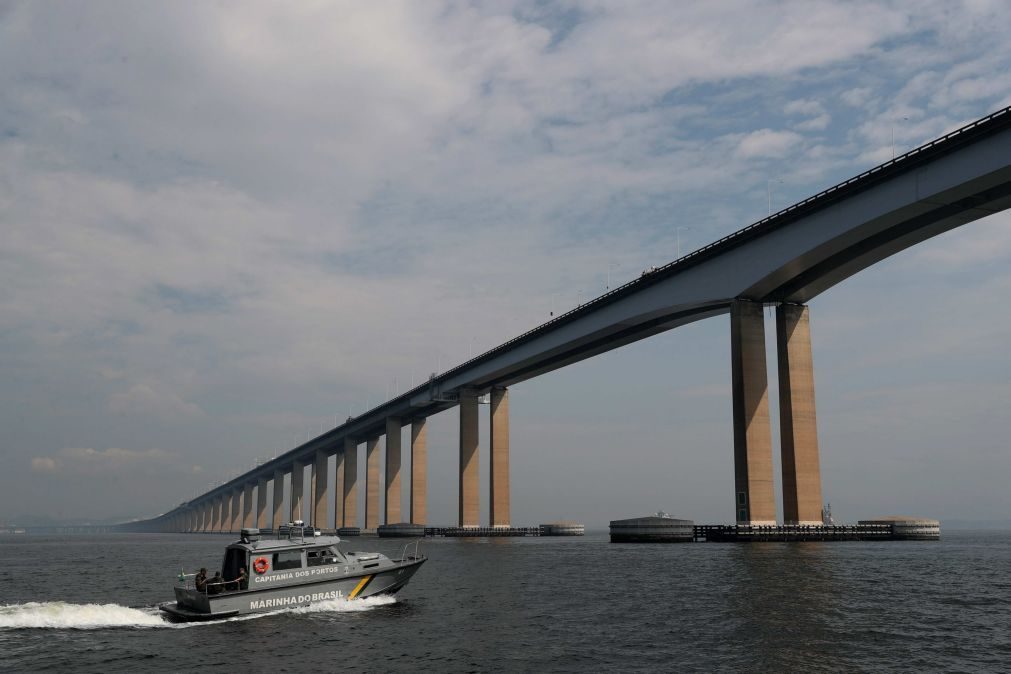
[125,105,1011,534]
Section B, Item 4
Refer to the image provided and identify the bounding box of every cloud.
[784,99,825,116]
[109,384,204,419]
[840,87,874,107]
[60,447,174,463]
[29,447,177,477]
[735,129,804,159]
[31,457,57,472]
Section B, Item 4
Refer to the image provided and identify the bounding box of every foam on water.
[0,595,397,630]
[0,602,168,630]
[292,594,397,614]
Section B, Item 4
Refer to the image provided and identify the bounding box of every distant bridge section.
[132,105,1011,534]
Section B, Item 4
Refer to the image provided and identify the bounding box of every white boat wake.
[0,602,166,630]
[0,596,397,630]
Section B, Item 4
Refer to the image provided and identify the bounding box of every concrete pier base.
[459,390,479,528]
[777,304,824,525]
[290,460,305,524]
[366,437,380,530]
[230,489,241,533]
[256,476,268,529]
[213,495,224,533]
[312,449,328,529]
[343,438,358,528]
[730,300,777,526]
[385,418,402,524]
[490,387,510,528]
[242,483,254,529]
[411,418,427,525]
[271,469,284,531]
[333,448,345,529]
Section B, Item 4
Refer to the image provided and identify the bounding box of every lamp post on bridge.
[767,179,782,216]
[675,226,692,259]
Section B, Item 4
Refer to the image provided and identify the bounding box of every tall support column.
[343,438,357,527]
[730,300,777,525]
[222,494,232,533]
[410,418,427,524]
[365,437,380,530]
[290,460,305,523]
[230,489,242,532]
[210,496,219,532]
[200,502,209,532]
[220,495,229,533]
[242,482,254,529]
[256,476,268,529]
[777,304,824,525]
[385,418,402,524]
[216,495,226,532]
[313,449,329,529]
[333,449,345,528]
[459,389,480,528]
[271,469,285,530]
[490,387,511,528]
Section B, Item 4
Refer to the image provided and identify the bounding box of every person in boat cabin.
[194,568,208,592]
[234,567,248,591]
[207,571,224,595]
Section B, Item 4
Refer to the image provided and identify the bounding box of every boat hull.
[160,557,425,622]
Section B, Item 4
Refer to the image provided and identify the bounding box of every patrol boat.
[160,523,425,622]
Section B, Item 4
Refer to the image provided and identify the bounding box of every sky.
[2,0,1011,528]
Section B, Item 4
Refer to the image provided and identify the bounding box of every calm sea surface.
[1,531,1009,672]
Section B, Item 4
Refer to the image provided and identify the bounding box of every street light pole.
[675,226,692,258]
[767,179,782,216]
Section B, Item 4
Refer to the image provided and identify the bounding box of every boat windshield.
[307,546,342,566]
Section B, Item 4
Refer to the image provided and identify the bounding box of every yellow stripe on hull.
[349,575,373,599]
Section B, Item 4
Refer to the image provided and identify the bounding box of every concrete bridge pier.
[229,489,241,533]
[271,468,284,530]
[385,417,402,524]
[730,300,777,525]
[312,448,328,529]
[776,304,824,525]
[333,448,344,528]
[459,389,480,528]
[256,476,268,529]
[343,438,358,527]
[214,494,225,533]
[490,387,510,528]
[289,459,305,524]
[411,418,427,524]
[365,437,380,530]
[242,482,254,529]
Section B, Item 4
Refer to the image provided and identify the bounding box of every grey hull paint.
[160,558,425,622]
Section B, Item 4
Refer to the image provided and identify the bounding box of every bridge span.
[128,105,1011,534]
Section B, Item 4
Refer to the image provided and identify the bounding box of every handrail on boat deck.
[176,573,244,595]
[398,539,422,562]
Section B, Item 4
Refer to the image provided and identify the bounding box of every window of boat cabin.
[273,550,303,571]
[307,547,340,567]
